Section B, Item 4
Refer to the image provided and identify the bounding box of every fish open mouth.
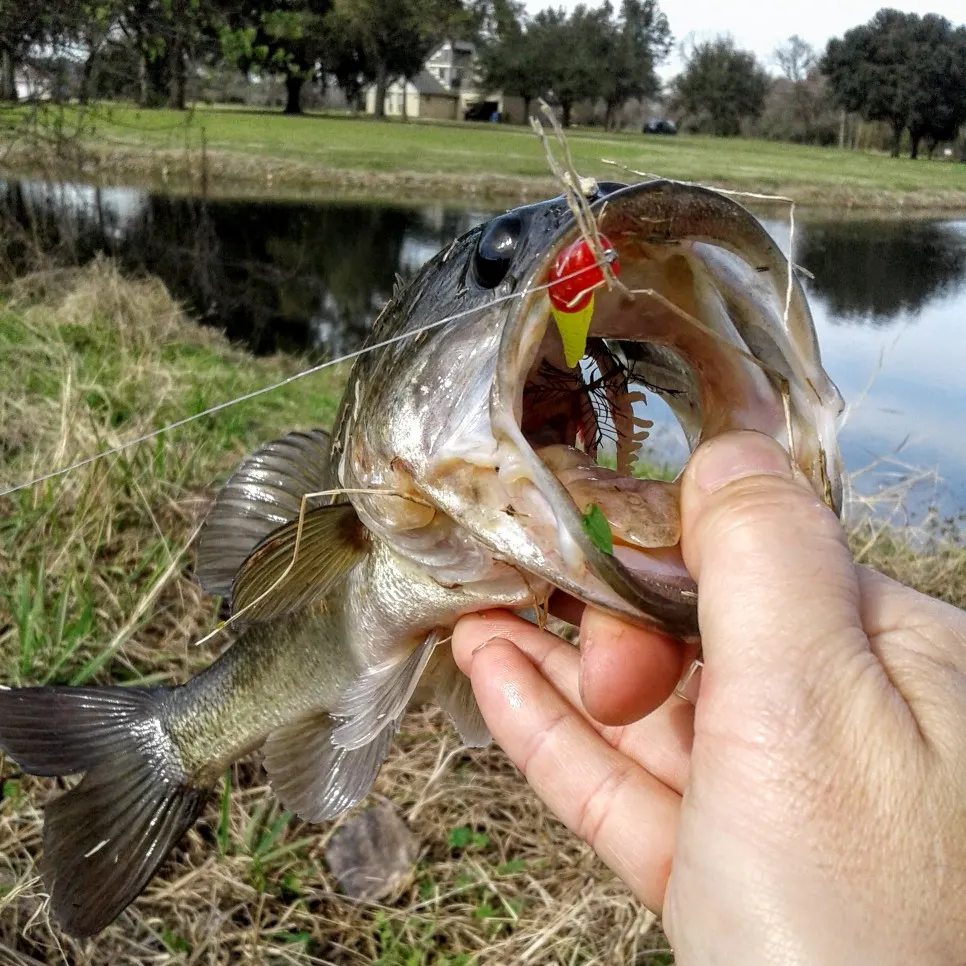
[492,181,844,637]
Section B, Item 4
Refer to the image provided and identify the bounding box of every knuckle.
[573,760,635,847]
[519,709,569,778]
[703,477,841,547]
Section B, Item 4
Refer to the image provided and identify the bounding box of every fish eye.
[474,213,524,288]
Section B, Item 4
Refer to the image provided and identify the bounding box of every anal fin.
[263,712,393,823]
[331,632,440,751]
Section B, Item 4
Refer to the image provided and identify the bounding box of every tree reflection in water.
[796,219,966,324]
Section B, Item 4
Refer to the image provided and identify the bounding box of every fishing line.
[1,165,811,500]
[0,261,609,499]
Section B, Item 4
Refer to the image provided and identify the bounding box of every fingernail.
[691,431,793,493]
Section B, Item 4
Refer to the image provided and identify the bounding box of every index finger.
[462,635,681,912]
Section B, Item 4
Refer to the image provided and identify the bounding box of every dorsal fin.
[195,429,332,600]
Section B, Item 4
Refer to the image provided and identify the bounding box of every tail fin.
[0,686,208,936]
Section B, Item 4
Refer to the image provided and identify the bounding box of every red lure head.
[547,235,620,313]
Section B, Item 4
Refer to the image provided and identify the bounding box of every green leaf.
[448,825,472,849]
[581,504,613,555]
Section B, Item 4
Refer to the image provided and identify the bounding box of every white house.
[364,40,528,124]
[364,69,459,120]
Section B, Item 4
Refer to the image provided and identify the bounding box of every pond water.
[3,179,965,517]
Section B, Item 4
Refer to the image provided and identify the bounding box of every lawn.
[4,102,966,209]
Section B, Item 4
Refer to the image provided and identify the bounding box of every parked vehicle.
[643,118,677,135]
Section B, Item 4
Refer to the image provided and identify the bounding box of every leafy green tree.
[528,6,602,128]
[218,0,332,114]
[0,0,74,101]
[110,0,207,109]
[477,1,551,118]
[321,4,372,109]
[73,3,125,104]
[671,36,770,136]
[597,0,671,129]
[332,0,470,118]
[822,10,966,158]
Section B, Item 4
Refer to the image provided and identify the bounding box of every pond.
[3,179,965,518]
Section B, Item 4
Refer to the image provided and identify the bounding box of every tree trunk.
[909,134,921,160]
[604,101,615,130]
[374,64,388,118]
[0,47,16,102]
[401,79,408,121]
[561,101,572,128]
[168,46,186,109]
[138,51,149,107]
[79,52,98,105]
[284,74,304,114]
[890,120,903,158]
[523,95,532,121]
[838,108,845,149]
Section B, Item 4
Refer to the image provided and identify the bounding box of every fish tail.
[0,685,208,936]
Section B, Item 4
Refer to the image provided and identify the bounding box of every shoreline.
[5,143,966,214]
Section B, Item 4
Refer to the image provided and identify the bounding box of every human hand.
[452,431,966,965]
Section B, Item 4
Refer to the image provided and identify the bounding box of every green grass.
[0,259,344,687]
[0,259,677,965]
[5,102,966,208]
[0,257,963,965]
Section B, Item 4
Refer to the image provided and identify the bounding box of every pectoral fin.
[331,632,441,751]
[263,711,393,823]
[230,504,369,622]
[195,429,332,599]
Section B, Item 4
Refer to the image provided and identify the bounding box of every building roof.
[409,70,458,97]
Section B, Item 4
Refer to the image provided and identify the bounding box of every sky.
[523,0,966,77]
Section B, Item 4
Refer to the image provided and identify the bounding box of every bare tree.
[775,34,815,83]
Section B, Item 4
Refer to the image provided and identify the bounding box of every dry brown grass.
[0,263,671,965]
[0,261,962,965]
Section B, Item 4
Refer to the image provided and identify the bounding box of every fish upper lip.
[490,180,844,636]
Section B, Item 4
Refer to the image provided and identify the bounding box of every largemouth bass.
[0,179,844,935]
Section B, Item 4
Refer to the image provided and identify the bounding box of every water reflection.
[2,181,965,512]
[0,180,490,357]
[794,219,966,323]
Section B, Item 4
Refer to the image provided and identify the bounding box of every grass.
[0,261,963,965]
[0,261,673,965]
[4,102,966,210]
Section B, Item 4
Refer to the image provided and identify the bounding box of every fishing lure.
[547,234,621,367]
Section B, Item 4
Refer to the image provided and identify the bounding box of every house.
[15,65,53,102]
[364,69,459,120]
[364,40,528,124]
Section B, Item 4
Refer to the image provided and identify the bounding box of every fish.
[0,178,844,936]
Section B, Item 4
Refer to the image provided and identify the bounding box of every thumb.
[680,431,866,704]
